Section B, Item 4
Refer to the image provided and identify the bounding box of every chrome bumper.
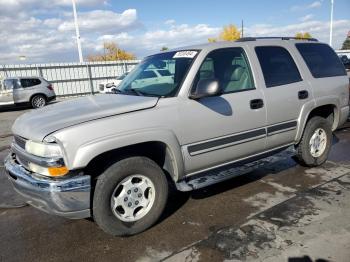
[4,155,91,219]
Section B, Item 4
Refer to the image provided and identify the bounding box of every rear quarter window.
[20,78,41,88]
[296,43,346,78]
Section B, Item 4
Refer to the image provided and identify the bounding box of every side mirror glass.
[190,79,221,99]
[106,83,115,88]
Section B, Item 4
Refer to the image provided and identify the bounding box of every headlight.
[25,139,68,177]
[25,140,62,158]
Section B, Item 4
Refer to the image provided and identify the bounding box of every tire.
[295,116,332,167]
[93,156,169,236]
[31,94,46,109]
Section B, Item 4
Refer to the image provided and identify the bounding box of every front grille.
[14,135,26,150]
[16,153,30,169]
[13,136,30,170]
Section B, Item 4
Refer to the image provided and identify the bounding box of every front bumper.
[4,155,91,219]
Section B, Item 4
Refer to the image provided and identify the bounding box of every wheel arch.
[296,102,338,143]
[29,93,48,103]
[73,130,185,182]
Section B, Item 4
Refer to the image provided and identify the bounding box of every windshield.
[116,72,128,80]
[117,50,198,97]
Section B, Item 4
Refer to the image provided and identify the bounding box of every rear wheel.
[295,116,332,167]
[93,156,168,236]
[31,94,46,108]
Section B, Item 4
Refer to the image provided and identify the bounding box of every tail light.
[47,84,54,91]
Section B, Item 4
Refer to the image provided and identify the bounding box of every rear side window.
[20,78,41,88]
[255,46,302,88]
[296,43,346,78]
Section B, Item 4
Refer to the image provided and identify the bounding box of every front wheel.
[295,116,333,167]
[93,156,168,236]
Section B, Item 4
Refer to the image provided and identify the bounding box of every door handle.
[250,99,264,109]
[298,90,309,100]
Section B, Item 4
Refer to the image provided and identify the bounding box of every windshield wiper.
[127,88,146,96]
[114,87,160,97]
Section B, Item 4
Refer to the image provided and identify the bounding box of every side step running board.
[175,146,295,192]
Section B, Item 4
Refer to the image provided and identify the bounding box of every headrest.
[224,65,245,81]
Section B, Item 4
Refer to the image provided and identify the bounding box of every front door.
[0,79,15,106]
[179,47,267,174]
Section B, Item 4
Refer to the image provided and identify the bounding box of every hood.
[12,94,159,141]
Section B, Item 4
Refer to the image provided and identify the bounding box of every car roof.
[4,76,45,80]
[168,38,322,53]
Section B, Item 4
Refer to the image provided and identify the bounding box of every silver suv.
[0,76,56,108]
[4,38,349,236]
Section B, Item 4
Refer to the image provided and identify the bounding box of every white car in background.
[99,69,174,94]
[98,72,129,94]
[131,69,173,90]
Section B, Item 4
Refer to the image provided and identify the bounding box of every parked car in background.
[0,77,56,108]
[130,68,174,90]
[5,38,349,236]
[98,72,129,94]
[339,55,350,71]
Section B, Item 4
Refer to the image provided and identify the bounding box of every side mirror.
[190,79,221,99]
[106,83,115,88]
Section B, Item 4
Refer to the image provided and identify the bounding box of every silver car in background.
[0,76,56,108]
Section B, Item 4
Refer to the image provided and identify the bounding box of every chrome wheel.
[110,175,156,222]
[309,128,327,157]
[32,96,46,108]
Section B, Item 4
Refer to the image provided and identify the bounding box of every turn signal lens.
[28,162,69,177]
[48,166,69,177]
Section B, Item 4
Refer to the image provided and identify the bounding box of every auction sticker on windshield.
[173,51,198,58]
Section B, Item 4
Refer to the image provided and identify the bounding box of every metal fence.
[0,61,140,96]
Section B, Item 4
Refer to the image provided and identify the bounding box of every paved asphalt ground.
[0,103,350,262]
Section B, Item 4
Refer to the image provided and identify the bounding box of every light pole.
[329,0,334,47]
[72,0,83,63]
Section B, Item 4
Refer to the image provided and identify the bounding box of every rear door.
[14,78,42,103]
[253,44,313,149]
[0,79,15,106]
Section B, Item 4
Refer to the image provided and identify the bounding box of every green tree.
[160,46,169,51]
[208,38,217,43]
[341,34,350,50]
[87,42,136,61]
[295,32,312,39]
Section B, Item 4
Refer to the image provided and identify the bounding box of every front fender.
[71,128,185,181]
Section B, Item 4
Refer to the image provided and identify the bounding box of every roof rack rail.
[236,37,319,42]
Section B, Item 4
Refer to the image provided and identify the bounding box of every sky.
[0,0,349,64]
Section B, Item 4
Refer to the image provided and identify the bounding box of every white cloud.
[164,19,176,25]
[291,1,322,12]
[309,1,322,8]
[245,19,349,47]
[0,1,349,64]
[299,14,314,22]
[58,9,139,33]
[90,23,220,56]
